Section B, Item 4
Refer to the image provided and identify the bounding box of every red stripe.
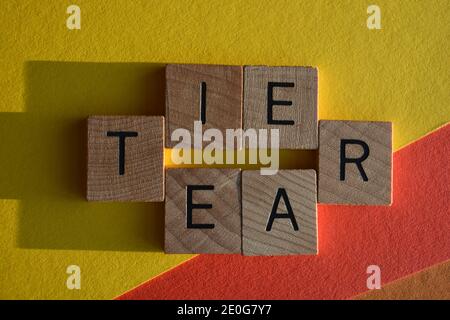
[118,124,450,300]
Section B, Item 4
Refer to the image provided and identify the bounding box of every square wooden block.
[242,170,318,256]
[244,66,318,150]
[165,168,241,254]
[165,64,242,148]
[318,120,392,205]
[87,116,164,202]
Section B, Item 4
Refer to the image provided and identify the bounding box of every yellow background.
[0,0,448,299]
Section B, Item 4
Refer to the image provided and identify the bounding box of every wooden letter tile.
[244,66,318,149]
[165,64,242,148]
[318,120,392,205]
[242,170,318,256]
[87,116,164,202]
[165,168,241,254]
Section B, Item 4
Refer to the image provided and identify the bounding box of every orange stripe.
[354,260,450,300]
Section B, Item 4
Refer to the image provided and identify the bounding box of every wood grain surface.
[165,168,241,254]
[318,120,392,205]
[243,66,318,149]
[165,64,242,148]
[87,116,164,201]
[242,170,318,256]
